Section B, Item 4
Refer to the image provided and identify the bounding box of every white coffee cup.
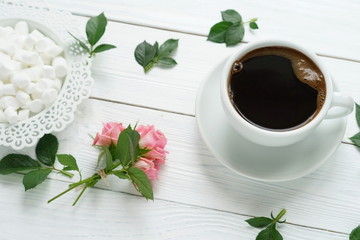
[220,39,354,147]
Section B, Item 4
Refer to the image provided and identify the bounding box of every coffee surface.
[229,47,326,130]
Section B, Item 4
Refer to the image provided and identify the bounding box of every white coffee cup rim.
[220,39,333,137]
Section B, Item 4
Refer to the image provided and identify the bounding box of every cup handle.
[325,92,354,119]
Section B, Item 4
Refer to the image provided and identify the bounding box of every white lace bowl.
[0,10,93,150]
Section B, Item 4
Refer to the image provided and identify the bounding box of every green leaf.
[250,18,258,22]
[113,171,128,179]
[225,23,245,46]
[250,22,259,29]
[153,41,159,56]
[221,9,242,23]
[93,44,116,53]
[116,126,140,167]
[99,146,113,172]
[134,41,156,69]
[57,154,79,171]
[246,217,273,228]
[157,57,177,66]
[256,224,283,240]
[350,132,360,147]
[355,103,360,127]
[35,134,58,166]
[68,32,90,53]
[207,21,233,43]
[158,39,179,58]
[86,12,107,45]
[127,167,153,200]
[350,226,360,240]
[0,154,41,174]
[23,168,52,191]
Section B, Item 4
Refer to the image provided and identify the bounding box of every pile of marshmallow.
[0,21,67,124]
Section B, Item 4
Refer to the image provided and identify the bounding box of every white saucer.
[195,59,347,182]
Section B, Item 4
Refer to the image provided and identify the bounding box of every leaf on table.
[93,44,116,53]
[246,217,273,228]
[57,154,79,171]
[23,168,52,191]
[86,12,108,46]
[36,134,58,166]
[157,57,177,66]
[127,167,153,200]
[158,39,179,58]
[225,23,245,46]
[250,21,259,29]
[256,224,283,240]
[153,41,159,56]
[0,154,41,174]
[350,132,360,147]
[221,9,242,23]
[134,41,156,68]
[350,226,360,240]
[207,21,233,43]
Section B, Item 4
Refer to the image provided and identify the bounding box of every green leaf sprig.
[134,39,179,73]
[0,134,77,191]
[207,9,258,46]
[69,12,116,57]
[350,226,360,240]
[0,125,154,206]
[246,209,286,240]
[350,103,360,147]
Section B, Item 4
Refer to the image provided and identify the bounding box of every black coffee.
[229,47,326,131]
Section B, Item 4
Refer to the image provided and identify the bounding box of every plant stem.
[72,184,89,206]
[69,174,99,188]
[144,61,155,72]
[47,183,80,204]
[274,209,287,223]
[52,168,74,178]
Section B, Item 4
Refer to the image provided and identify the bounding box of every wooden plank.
[64,17,360,143]
[1,99,358,234]
[47,0,360,61]
[0,174,348,239]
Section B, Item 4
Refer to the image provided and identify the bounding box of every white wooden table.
[1,1,359,239]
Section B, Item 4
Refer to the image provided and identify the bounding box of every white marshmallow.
[14,21,29,35]
[41,88,58,105]
[0,52,11,63]
[21,50,41,66]
[28,99,44,113]
[53,78,62,92]
[0,110,6,123]
[23,66,42,82]
[12,72,31,88]
[0,62,14,81]
[35,37,52,53]
[16,91,31,106]
[42,65,56,79]
[23,34,37,50]
[44,45,63,58]
[4,107,18,124]
[29,29,45,42]
[52,57,67,78]
[2,96,19,109]
[17,109,30,122]
[2,84,16,96]
[39,53,52,65]
[0,42,16,56]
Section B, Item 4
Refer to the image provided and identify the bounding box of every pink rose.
[136,125,168,165]
[135,157,159,180]
[93,122,125,147]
